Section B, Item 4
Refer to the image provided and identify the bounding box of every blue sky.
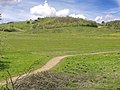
[0,0,120,23]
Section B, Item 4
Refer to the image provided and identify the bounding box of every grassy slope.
[0,21,30,32]
[52,52,120,89]
[0,18,120,82]
[106,20,120,29]
[0,27,119,81]
[0,17,98,32]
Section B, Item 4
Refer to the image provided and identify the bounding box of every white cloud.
[69,14,86,19]
[56,9,70,17]
[95,16,102,22]
[30,0,85,19]
[0,0,22,5]
[30,1,56,17]
[95,14,117,23]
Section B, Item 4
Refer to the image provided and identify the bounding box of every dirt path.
[0,51,119,85]
[0,55,74,85]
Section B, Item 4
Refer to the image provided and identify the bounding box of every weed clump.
[13,72,92,90]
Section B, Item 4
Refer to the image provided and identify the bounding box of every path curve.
[0,51,119,85]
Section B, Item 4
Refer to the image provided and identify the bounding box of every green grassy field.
[52,52,120,89]
[0,26,119,81]
[0,17,120,86]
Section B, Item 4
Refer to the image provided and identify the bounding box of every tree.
[0,14,1,20]
[0,13,2,57]
[102,21,105,24]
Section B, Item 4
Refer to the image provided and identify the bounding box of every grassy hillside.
[0,17,120,89]
[105,20,120,30]
[0,17,98,32]
[0,27,120,81]
[51,52,120,89]
[0,21,31,32]
[14,52,120,90]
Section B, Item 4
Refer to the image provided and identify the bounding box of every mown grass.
[0,26,120,81]
[52,52,120,89]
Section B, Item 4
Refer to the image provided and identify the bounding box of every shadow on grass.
[0,60,10,70]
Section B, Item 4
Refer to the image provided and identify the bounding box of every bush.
[26,21,30,24]
[9,72,92,90]
[4,28,17,32]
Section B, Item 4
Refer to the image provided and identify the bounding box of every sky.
[0,0,120,23]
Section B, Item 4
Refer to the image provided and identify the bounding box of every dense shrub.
[26,21,30,24]
[3,28,17,32]
[0,26,21,32]
[106,20,120,29]
[8,72,92,90]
